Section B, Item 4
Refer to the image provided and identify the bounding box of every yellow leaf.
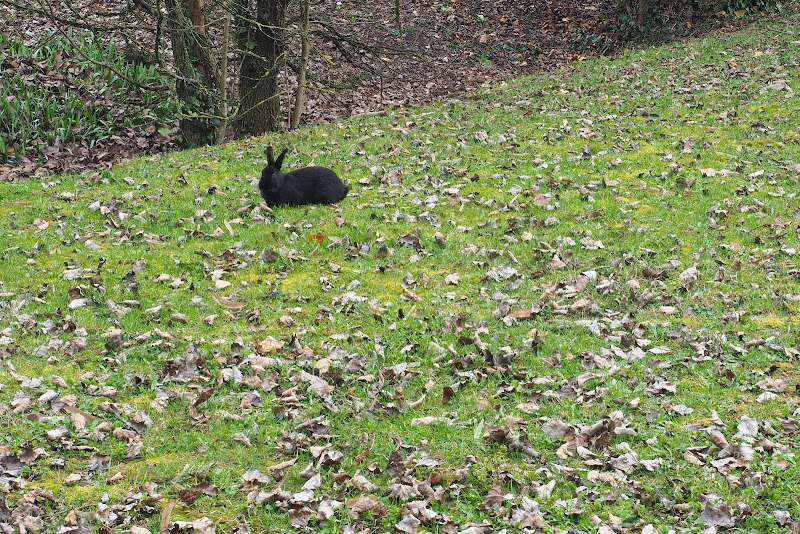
[257,336,285,354]
[509,308,532,319]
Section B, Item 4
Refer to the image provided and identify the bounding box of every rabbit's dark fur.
[259,146,349,207]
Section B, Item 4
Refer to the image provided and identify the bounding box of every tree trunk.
[395,0,401,31]
[217,10,231,143]
[290,0,310,130]
[186,0,209,77]
[237,0,288,135]
[163,0,220,145]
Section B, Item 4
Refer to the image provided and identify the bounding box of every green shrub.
[0,30,178,164]
[724,0,785,13]
[615,0,785,41]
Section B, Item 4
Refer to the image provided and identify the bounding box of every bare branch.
[0,0,155,32]
[312,19,416,57]
[39,0,169,91]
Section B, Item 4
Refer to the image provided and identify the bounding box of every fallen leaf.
[212,294,246,310]
[347,495,388,521]
[396,513,421,533]
[257,336,285,354]
[699,494,734,527]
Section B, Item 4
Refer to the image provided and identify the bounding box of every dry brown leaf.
[257,336,285,354]
[289,507,312,528]
[699,494,735,527]
[352,471,379,493]
[347,495,388,521]
[479,483,507,511]
[483,423,511,443]
[396,514,421,533]
[212,294,246,310]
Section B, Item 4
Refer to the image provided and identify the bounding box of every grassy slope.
[1,11,799,534]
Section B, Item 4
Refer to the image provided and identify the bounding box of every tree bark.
[237,0,288,135]
[217,9,231,143]
[186,0,209,78]
[163,0,220,145]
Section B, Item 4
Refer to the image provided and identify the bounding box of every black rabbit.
[258,146,349,207]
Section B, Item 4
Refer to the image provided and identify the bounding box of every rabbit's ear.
[275,148,288,169]
[266,146,274,165]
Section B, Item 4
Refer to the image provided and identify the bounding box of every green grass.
[2,11,800,534]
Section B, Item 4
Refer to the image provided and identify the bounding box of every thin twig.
[40,0,169,91]
[0,0,155,32]
[217,9,231,143]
